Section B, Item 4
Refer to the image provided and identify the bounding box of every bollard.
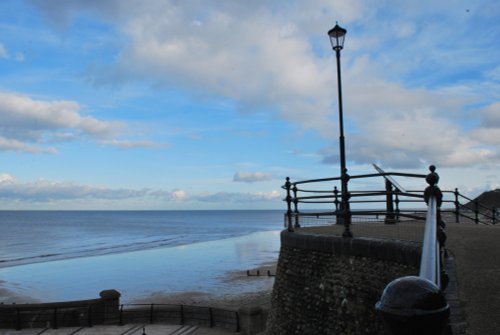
[238,306,266,335]
[100,289,121,324]
[376,276,449,335]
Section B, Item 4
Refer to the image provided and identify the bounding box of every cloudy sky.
[0,0,499,209]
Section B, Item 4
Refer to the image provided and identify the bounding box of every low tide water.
[0,210,283,303]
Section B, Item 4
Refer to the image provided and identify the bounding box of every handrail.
[419,196,440,287]
[375,166,450,334]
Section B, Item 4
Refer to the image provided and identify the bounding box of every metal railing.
[419,196,441,287]
[283,168,429,236]
[376,168,450,334]
[283,166,497,236]
[448,189,498,225]
[0,303,240,332]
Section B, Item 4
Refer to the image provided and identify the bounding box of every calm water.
[0,210,284,303]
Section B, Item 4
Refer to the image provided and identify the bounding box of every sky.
[0,0,499,210]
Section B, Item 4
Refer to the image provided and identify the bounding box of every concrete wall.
[266,231,421,335]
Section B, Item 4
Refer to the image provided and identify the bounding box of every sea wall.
[266,230,421,335]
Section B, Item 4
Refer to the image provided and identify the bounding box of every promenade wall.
[266,230,421,335]
[0,289,121,329]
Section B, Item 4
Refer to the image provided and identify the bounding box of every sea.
[0,210,284,303]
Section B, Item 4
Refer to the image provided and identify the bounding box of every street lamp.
[328,23,352,238]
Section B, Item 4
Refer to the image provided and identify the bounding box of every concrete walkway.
[0,324,239,335]
[301,219,500,334]
[445,222,500,335]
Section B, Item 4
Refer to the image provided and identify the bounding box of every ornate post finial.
[426,165,439,187]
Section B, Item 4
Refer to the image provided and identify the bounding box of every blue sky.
[0,0,499,209]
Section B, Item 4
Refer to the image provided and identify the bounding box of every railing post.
[385,179,395,224]
[150,304,154,324]
[474,200,479,224]
[119,304,123,326]
[395,192,400,222]
[341,171,352,237]
[180,305,184,325]
[454,188,460,223]
[16,307,21,330]
[292,184,300,228]
[333,186,341,224]
[285,177,294,232]
[53,307,58,329]
[209,307,214,328]
[88,305,93,327]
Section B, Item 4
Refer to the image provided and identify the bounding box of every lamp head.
[328,23,347,51]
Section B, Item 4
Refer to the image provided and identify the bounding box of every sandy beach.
[129,263,277,309]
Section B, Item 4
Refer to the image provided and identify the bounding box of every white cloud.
[233,172,273,183]
[0,173,15,183]
[477,102,500,128]
[0,90,120,137]
[0,173,186,203]
[0,173,282,206]
[0,91,163,153]
[100,139,167,149]
[28,0,500,170]
[0,136,57,154]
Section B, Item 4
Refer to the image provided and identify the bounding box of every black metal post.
[180,305,184,325]
[119,304,123,326]
[150,304,154,324]
[16,307,21,330]
[88,305,93,327]
[395,192,400,222]
[285,177,293,232]
[209,307,214,328]
[333,186,341,224]
[335,47,352,237]
[292,184,300,228]
[53,307,58,329]
[454,188,459,223]
[474,200,479,224]
[385,179,395,224]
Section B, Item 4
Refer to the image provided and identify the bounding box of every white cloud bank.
[0,173,281,207]
[0,91,163,152]
[30,0,500,170]
[233,172,273,183]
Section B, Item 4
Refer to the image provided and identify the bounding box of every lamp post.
[328,23,352,237]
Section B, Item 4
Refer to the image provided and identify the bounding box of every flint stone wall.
[266,230,421,335]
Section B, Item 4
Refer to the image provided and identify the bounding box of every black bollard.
[376,276,449,335]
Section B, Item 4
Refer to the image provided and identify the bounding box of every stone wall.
[266,231,421,335]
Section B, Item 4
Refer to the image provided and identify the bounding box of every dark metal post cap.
[376,276,449,335]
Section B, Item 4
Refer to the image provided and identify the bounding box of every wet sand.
[130,263,277,309]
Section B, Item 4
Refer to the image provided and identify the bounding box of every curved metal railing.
[419,196,441,287]
[283,166,497,234]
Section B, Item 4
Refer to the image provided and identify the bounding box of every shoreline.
[0,230,281,270]
[0,262,277,309]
